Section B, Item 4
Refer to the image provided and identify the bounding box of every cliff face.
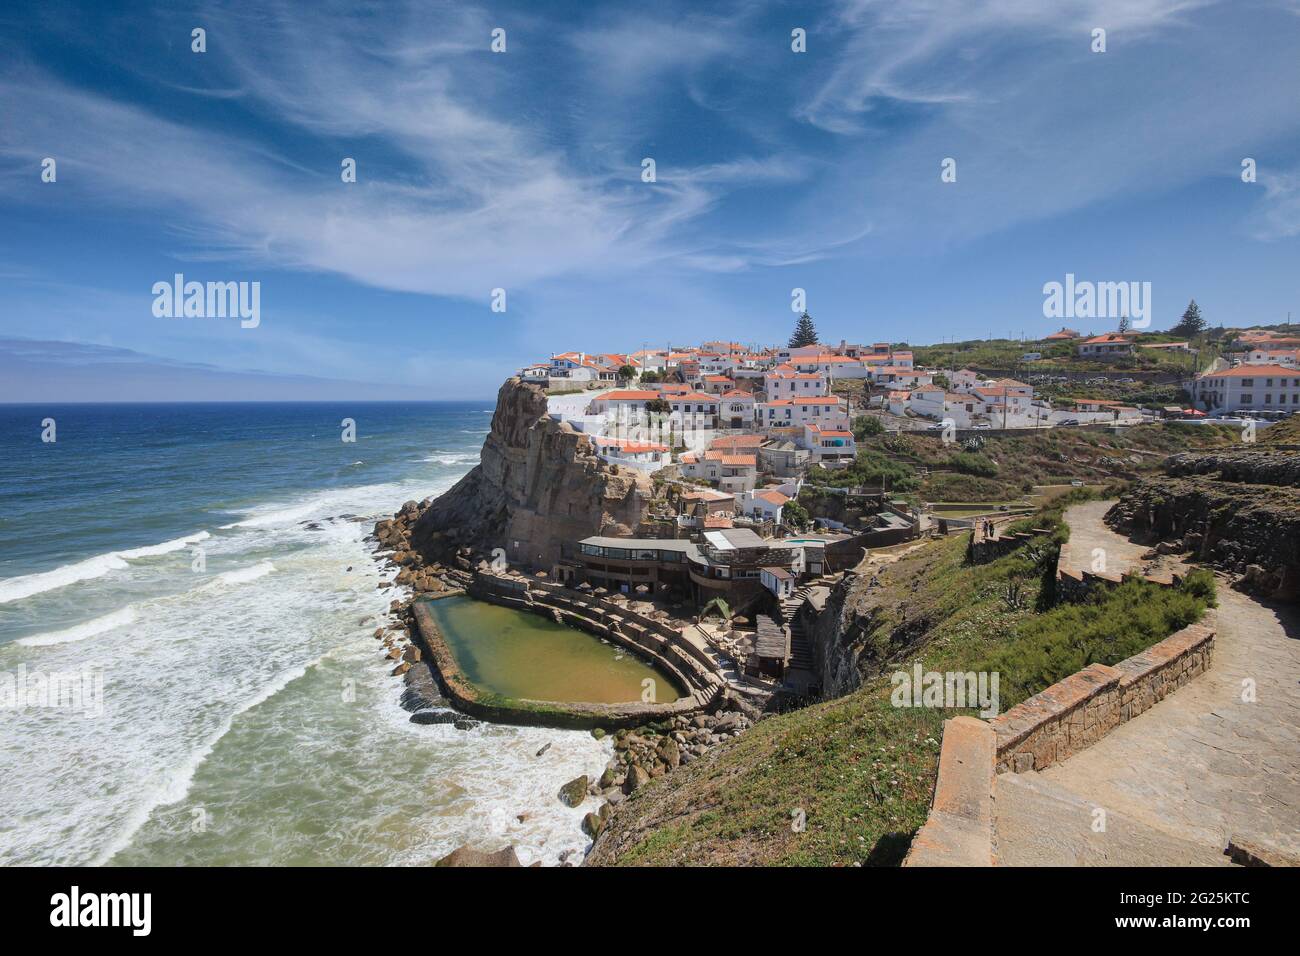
[1105,449,1300,599]
[409,378,652,570]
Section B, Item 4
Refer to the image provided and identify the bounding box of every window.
[1241,394,1253,404]
[1265,395,1272,404]
[1242,379,1254,387]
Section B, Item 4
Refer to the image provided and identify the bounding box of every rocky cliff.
[407,378,652,570]
[1105,449,1300,599]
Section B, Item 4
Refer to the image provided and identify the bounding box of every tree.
[1170,299,1207,338]
[618,364,638,381]
[852,414,884,440]
[699,597,732,622]
[788,311,819,347]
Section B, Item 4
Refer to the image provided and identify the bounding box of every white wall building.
[757,396,849,429]
[1191,364,1300,414]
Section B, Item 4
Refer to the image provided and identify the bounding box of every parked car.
[1058,418,1080,426]
[972,422,992,429]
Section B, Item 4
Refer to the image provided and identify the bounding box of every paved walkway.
[996,502,1300,864]
[1058,499,1155,578]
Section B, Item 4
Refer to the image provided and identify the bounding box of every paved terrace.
[995,502,1300,865]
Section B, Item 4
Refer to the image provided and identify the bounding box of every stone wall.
[992,614,1214,774]
[904,614,1215,866]
[967,528,1052,564]
[903,717,996,867]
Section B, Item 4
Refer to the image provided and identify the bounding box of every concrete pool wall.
[410,573,726,730]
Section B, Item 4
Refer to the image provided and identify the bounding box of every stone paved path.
[1058,499,1156,578]
[996,502,1300,864]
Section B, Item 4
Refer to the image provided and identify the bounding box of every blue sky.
[2,0,1299,400]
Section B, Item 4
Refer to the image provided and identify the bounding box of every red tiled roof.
[1200,364,1296,378]
[709,434,764,449]
[591,437,668,453]
[599,390,660,401]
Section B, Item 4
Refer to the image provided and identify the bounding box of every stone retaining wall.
[1056,530,1182,599]
[904,614,1216,866]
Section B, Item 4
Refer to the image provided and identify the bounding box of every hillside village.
[492,317,1297,693]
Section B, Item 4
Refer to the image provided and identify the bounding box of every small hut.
[749,614,790,680]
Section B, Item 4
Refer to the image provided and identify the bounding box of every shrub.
[948,451,999,478]
[852,415,885,440]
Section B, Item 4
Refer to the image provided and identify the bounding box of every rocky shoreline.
[366,464,758,864]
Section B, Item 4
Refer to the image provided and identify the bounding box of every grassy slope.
[803,424,1241,506]
[1262,415,1300,444]
[588,500,1214,867]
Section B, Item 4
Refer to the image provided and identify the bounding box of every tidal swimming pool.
[422,596,686,704]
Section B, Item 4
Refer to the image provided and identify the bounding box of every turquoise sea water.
[0,403,610,865]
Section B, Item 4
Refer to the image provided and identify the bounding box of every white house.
[764,366,829,397]
[1242,348,1298,367]
[1077,334,1135,357]
[760,565,796,599]
[668,392,720,428]
[1191,364,1300,414]
[587,389,661,418]
[775,344,829,364]
[740,488,792,523]
[683,450,758,492]
[801,423,856,462]
[718,390,756,429]
[790,354,869,379]
[758,396,849,429]
[588,436,671,472]
[869,366,933,389]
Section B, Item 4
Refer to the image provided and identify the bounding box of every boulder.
[581,812,604,839]
[622,765,650,795]
[435,845,522,867]
[558,775,589,807]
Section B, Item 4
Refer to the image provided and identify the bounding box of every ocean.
[0,402,609,866]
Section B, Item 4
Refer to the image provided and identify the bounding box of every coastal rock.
[409,709,459,725]
[558,775,589,807]
[581,812,604,839]
[656,737,681,769]
[622,765,650,795]
[400,665,444,712]
[435,845,522,867]
[408,379,653,570]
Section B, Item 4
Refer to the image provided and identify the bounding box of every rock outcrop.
[1105,449,1300,600]
[408,378,652,570]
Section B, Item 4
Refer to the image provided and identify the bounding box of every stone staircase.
[778,576,839,680]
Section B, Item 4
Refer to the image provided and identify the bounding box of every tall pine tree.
[1170,299,1206,338]
[788,312,819,347]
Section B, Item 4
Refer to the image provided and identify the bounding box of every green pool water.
[423,596,686,704]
